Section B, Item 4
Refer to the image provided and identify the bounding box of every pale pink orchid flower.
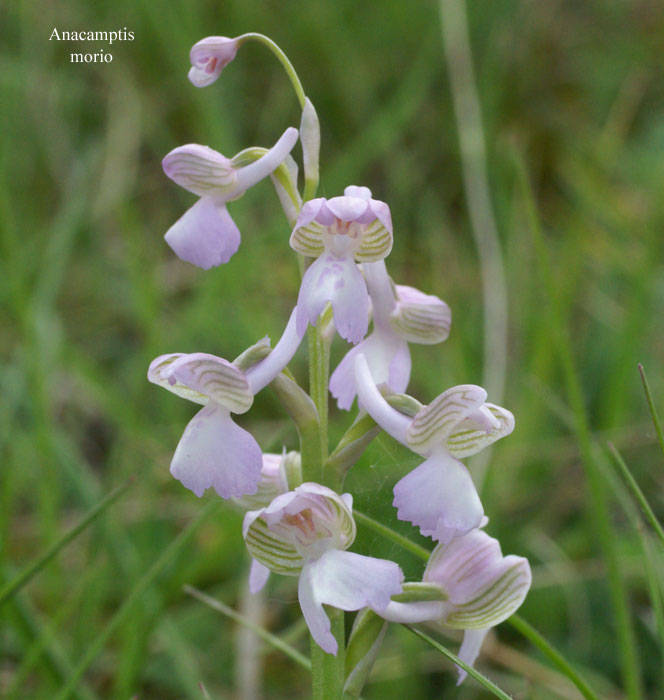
[330,260,451,410]
[188,36,240,87]
[147,309,303,500]
[290,186,393,344]
[243,483,404,655]
[380,529,531,684]
[162,127,299,269]
[354,354,514,542]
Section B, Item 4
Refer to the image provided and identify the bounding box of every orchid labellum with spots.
[149,30,531,699]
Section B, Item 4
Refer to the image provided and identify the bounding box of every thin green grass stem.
[608,442,664,547]
[638,363,664,457]
[183,585,311,670]
[353,510,431,562]
[515,153,643,700]
[507,616,601,700]
[52,501,218,700]
[405,626,512,700]
[0,478,134,607]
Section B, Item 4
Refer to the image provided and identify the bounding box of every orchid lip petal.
[246,307,303,394]
[164,197,241,269]
[234,127,299,194]
[354,354,410,444]
[170,403,262,499]
[392,450,484,543]
[296,253,369,343]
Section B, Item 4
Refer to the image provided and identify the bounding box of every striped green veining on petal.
[447,404,514,458]
[290,222,325,256]
[174,356,253,413]
[407,386,487,451]
[445,564,530,629]
[355,220,393,262]
[166,152,238,195]
[148,354,209,405]
[245,517,305,575]
[390,294,451,344]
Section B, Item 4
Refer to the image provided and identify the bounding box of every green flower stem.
[237,33,306,109]
[311,607,345,700]
[308,324,331,469]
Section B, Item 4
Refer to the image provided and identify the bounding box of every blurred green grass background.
[2,0,664,698]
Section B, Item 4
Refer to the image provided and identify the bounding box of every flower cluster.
[150,33,531,692]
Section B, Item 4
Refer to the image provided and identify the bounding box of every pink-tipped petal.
[296,253,369,343]
[392,451,484,543]
[170,403,262,499]
[246,308,304,394]
[164,197,241,269]
[456,628,489,685]
[325,194,370,222]
[249,559,271,594]
[354,354,410,444]
[234,127,299,194]
[188,36,239,87]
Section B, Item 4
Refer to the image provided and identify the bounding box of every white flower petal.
[248,559,271,594]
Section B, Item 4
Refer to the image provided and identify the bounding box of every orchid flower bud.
[243,483,404,655]
[290,186,393,343]
[147,309,303,499]
[354,354,514,542]
[380,530,531,684]
[330,260,451,410]
[162,127,299,269]
[188,36,240,87]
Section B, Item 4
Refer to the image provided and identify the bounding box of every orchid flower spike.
[163,126,299,269]
[188,36,240,87]
[147,309,303,499]
[354,354,514,542]
[330,260,451,410]
[244,483,404,655]
[380,530,531,684]
[290,186,393,344]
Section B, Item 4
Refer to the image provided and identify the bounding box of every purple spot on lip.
[167,374,177,385]
[334,278,345,290]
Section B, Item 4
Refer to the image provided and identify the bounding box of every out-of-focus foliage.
[2,0,664,698]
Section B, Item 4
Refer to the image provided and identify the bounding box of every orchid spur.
[330,260,451,410]
[162,126,298,269]
[147,308,303,500]
[243,483,404,655]
[354,354,514,543]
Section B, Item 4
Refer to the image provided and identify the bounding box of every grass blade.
[608,442,664,547]
[638,364,664,457]
[184,584,311,670]
[53,500,219,700]
[514,152,644,700]
[405,626,512,700]
[0,478,134,607]
[507,615,600,700]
